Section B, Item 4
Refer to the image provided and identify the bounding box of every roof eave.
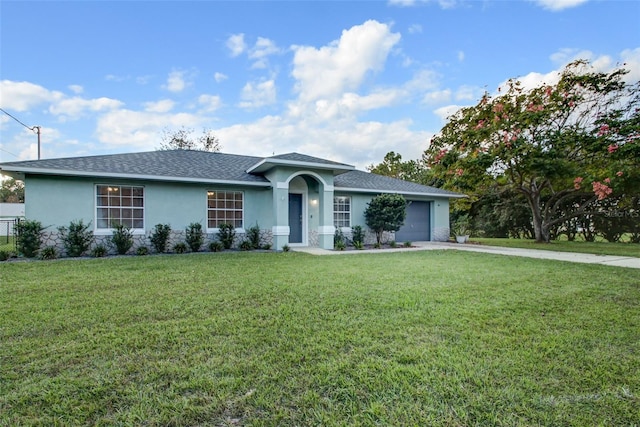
[0,166,271,187]
[334,186,467,198]
[246,158,355,175]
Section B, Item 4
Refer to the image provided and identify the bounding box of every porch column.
[317,185,335,250]
[272,182,290,251]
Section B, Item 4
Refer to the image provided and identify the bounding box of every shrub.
[91,244,108,258]
[173,242,188,254]
[208,241,223,252]
[334,227,345,248]
[111,223,134,255]
[239,240,253,251]
[40,246,57,260]
[0,250,13,261]
[261,243,272,250]
[15,219,45,258]
[364,194,407,245]
[185,222,204,252]
[246,223,261,249]
[335,240,346,251]
[218,223,235,249]
[136,246,149,256]
[403,241,412,247]
[58,219,94,257]
[389,240,397,248]
[150,224,172,253]
[351,225,365,247]
[353,241,364,250]
[282,244,290,252]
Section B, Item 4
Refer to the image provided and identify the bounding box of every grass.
[0,235,15,253]
[1,251,639,426]
[472,237,640,258]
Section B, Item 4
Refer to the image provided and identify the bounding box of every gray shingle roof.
[0,149,464,197]
[0,150,269,184]
[269,152,354,167]
[334,170,462,197]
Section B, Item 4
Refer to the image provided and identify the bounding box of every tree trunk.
[524,192,550,243]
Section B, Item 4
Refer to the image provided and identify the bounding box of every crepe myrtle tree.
[424,60,640,242]
[364,193,407,245]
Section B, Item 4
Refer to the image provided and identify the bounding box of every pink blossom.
[573,177,583,190]
[545,86,553,97]
[598,124,610,136]
[526,103,543,112]
[604,177,611,184]
[433,149,448,163]
[474,120,486,130]
[493,103,504,113]
[455,169,464,176]
[592,181,613,200]
[607,144,619,153]
[616,171,624,177]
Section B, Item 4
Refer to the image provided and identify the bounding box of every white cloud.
[408,24,423,34]
[249,37,282,69]
[455,85,483,101]
[291,20,401,102]
[214,72,228,83]
[48,97,123,120]
[68,85,84,94]
[388,0,458,9]
[0,80,64,111]
[226,33,247,57]
[95,109,207,150]
[531,0,588,11]
[457,50,465,62]
[422,89,452,105]
[198,94,222,112]
[433,104,465,122]
[164,70,188,93]
[239,80,276,109]
[144,99,175,113]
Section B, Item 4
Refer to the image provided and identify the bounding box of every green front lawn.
[1,252,639,426]
[472,237,640,258]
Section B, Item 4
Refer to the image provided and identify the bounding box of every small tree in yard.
[150,224,172,253]
[364,193,407,245]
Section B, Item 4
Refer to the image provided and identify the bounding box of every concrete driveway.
[293,241,640,269]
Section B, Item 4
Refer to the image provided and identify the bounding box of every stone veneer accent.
[432,226,450,242]
[37,228,275,257]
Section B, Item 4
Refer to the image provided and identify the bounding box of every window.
[207,191,243,229]
[96,185,144,229]
[333,196,351,228]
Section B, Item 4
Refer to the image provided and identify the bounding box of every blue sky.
[1,0,639,170]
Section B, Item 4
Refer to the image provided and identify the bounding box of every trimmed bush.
[185,222,204,252]
[246,223,261,249]
[15,219,45,258]
[136,246,149,256]
[91,245,108,258]
[208,241,223,252]
[218,223,235,250]
[351,225,365,247]
[150,224,171,253]
[173,242,188,254]
[111,224,134,255]
[40,246,57,260]
[58,219,94,257]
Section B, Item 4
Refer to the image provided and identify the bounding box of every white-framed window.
[333,196,351,228]
[207,190,243,229]
[96,185,144,229]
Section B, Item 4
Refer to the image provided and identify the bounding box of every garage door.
[395,201,431,242]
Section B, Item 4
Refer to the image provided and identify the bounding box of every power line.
[0,108,36,131]
[0,108,42,159]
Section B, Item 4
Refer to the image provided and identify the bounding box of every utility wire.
[0,108,38,132]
